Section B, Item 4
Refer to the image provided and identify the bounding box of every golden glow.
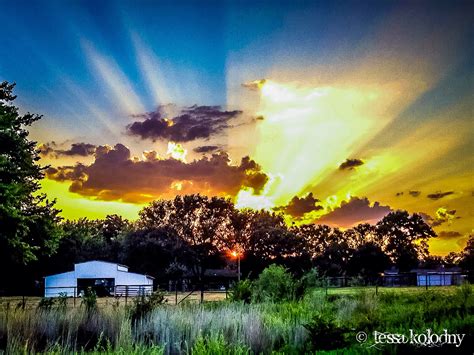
[40,179,142,220]
[235,79,402,210]
[167,141,187,162]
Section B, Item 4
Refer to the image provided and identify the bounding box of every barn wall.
[45,271,76,297]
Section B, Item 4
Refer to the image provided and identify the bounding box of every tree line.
[1,81,472,294]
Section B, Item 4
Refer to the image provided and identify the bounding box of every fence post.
[175,281,178,305]
[125,285,128,305]
[425,275,429,290]
[73,287,76,307]
[325,278,328,296]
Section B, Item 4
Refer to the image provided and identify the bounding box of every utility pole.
[237,254,241,282]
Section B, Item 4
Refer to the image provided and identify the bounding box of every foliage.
[252,264,295,302]
[375,211,435,271]
[228,279,253,303]
[56,292,68,311]
[130,290,167,322]
[0,81,62,285]
[37,297,54,310]
[81,287,97,312]
[303,314,349,350]
[0,285,473,353]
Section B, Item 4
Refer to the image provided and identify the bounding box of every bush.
[81,287,97,312]
[228,280,253,303]
[303,314,350,351]
[252,264,294,302]
[37,298,54,310]
[130,290,167,322]
[296,268,323,298]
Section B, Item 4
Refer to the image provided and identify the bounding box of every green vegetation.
[0,281,472,353]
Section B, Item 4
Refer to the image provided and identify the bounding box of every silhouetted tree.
[347,242,390,278]
[375,211,435,271]
[0,81,61,290]
[460,235,474,282]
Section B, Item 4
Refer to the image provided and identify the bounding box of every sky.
[1,0,472,255]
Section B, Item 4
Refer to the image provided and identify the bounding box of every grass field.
[0,285,471,353]
[0,291,228,310]
[0,286,459,310]
[0,286,460,310]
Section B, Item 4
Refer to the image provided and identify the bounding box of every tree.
[347,242,390,278]
[138,195,234,297]
[0,82,61,285]
[375,211,435,271]
[460,235,474,282]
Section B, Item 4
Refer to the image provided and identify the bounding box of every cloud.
[427,191,454,200]
[409,190,421,197]
[437,231,462,239]
[316,197,392,228]
[39,142,97,157]
[127,105,242,142]
[339,158,364,170]
[275,192,323,218]
[46,144,269,204]
[193,145,221,153]
[396,192,404,197]
[242,79,266,91]
[421,208,459,227]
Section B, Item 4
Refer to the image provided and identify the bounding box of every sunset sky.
[1,0,472,255]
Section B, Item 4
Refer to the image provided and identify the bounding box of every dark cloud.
[339,158,364,170]
[127,105,242,142]
[422,208,459,227]
[275,193,323,218]
[255,115,265,121]
[242,79,266,91]
[39,142,97,157]
[427,191,454,200]
[316,197,392,228]
[193,145,220,153]
[409,190,421,197]
[46,144,269,204]
[437,231,462,239]
[396,192,404,197]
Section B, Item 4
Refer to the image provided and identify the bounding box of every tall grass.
[0,285,472,353]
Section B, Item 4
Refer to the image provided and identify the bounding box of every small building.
[382,266,465,287]
[412,267,464,286]
[44,260,154,297]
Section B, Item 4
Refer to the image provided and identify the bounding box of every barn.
[44,260,154,297]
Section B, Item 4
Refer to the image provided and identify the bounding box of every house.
[44,260,154,297]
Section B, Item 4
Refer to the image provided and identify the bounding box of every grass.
[0,285,472,353]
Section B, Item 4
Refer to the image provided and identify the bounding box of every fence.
[44,284,153,298]
[0,286,228,310]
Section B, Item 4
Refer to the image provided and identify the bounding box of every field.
[0,284,472,354]
[0,291,228,310]
[0,286,459,310]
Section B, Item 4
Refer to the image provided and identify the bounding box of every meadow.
[0,284,472,354]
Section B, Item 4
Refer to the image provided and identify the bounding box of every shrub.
[228,280,253,303]
[56,292,68,311]
[303,314,350,351]
[81,287,97,312]
[252,264,295,302]
[296,268,323,298]
[37,298,54,310]
[130,290,167,322]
